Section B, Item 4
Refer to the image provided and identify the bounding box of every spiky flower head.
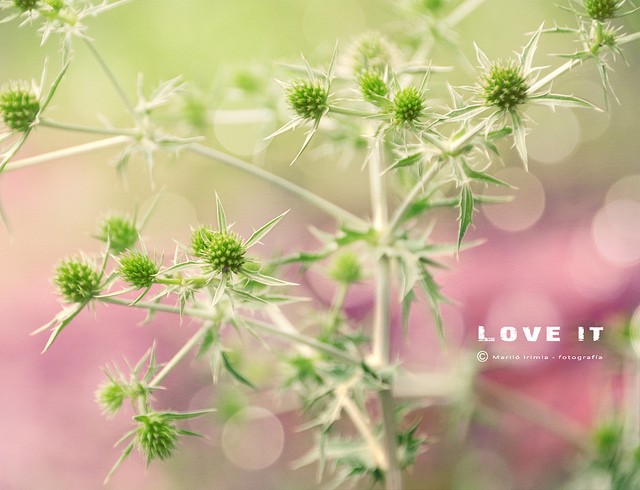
[422,0,445,12]
[191,226,246,274]
[97,215,138,254]
[481,60,529,112]
[45,0,64,10]
[54,257,102,304]
[330,251,363,285]
[286,80,328,121]
[351,32,395,74]
[135,413,178,463]
[393,86,425,126]
[0,82,40,132]
[583,0,621,21]
[13,0,39,11]
[358,69,389,103]
[95,379,127,416]
[118,250,158,289]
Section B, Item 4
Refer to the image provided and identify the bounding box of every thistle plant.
[2,0,639,488]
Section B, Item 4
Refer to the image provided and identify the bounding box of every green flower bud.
[54,257,102,304]
[46,0,64,9]
[351,33,394,74]
[13,0,39,12]
[97,215,138,254]
[286,80,328,120]
[358,69,389,103]
[393,87,425,125]
[118,250,158,289]
[422,0,445,12]
[135,413,178,463]
[329,251,363,285]
[191,226,246,274]
[584,0,621,21]
[95,380,127,416]
[0,82,39,132]
[481,60,529,112]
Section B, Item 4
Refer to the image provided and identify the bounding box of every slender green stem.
[40,118,138,137]
[188,143,366,229]
[367,132,402,490]
[5,136,130,172]
[385,160,441,239]
[148,324,210,388]
[445,0,487,27]
[328,105,378,118]
[98,296,360,365]
[84,39,136,116]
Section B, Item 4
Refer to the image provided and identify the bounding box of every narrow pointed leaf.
[245,210,289,249]
[221,352,256,389]
[457,184,474,251]
[462,160,514,187]
[529,93,601,111]
[510,110,528,169]
[215,193,227,231]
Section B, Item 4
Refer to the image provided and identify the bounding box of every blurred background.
[0,1,638,489]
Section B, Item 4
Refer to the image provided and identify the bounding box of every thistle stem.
[188,143,366,229]
[98,296,360,366]
[84,39,136,116]
[368,132,402,490]
[148,324,210,389]
[39,118,137,137]
[5,136,130,171]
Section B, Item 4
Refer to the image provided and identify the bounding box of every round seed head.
[97,215,138,254]
[46,0,64,9]
[118,250,158,289]
[329,251,363,285]
[0,82,39,132]
[286,80,328,120]
[584,0,620,21]
[13,0,39,11]
[191,227,246,274]
[422,0,445,12]
[393,86,425,125]
[351,33,395,74]
[95,380,127,416]
[358,69,389,103]
[136,414,178,463]
[481,61,529,112]
[54,258,102,304]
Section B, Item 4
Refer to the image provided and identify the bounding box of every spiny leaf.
[386,152,424,172]
[462,160,513,187]
[215,193,227,231]
[457,184,474,252]
[244,210,289,249]
[222,352,256,389]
